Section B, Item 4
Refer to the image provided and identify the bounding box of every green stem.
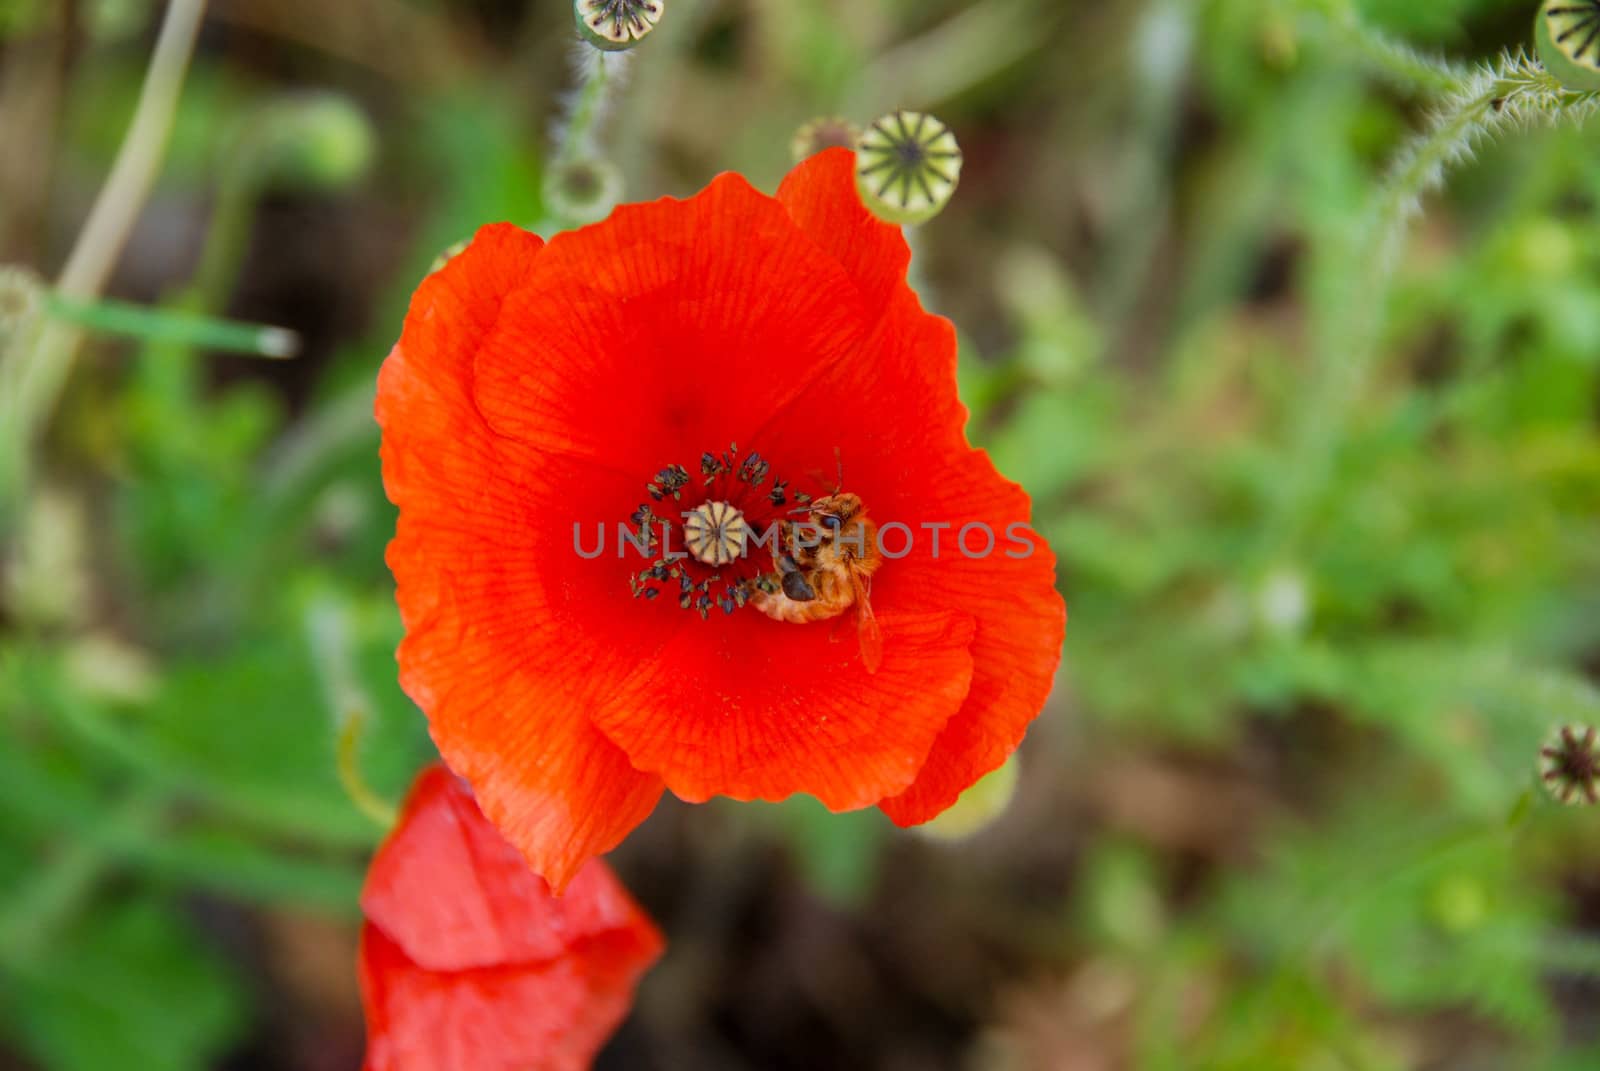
[1342,29,1464,95]
[552,51,615,169]
[1258,53,1600,561]
[1309,2,1468,95]
[42,293,297,358]
[305,600,397,829]
[337,715,399,829]
[0,0,207,531]
[188,163,260,314]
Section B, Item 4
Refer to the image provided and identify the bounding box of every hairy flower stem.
[544,49,632,227]
[552,49,625,171]
[1335,23,1464,95]
[1299,0,1467,94]
[1258,53,1600,562]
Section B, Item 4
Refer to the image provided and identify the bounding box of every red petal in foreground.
[359,766,663,1071]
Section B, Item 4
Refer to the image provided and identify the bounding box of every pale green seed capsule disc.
[575,0,663,52]
[854,110,963,226]
[1536,1,1600,92]
[544,156,624,226]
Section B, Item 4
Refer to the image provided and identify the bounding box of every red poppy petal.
[776,146,910,314]
[384,222,545,394]
[361,766,664,972]
[380,159,1063,856]
[748,277,1066,825]
[396,174,982,813]
[378,229,666,891]
[590,608,976,808]
[396,587,665,893]
[468,171,872,478]
[359,923,659,1071]
[878,457,1065,825]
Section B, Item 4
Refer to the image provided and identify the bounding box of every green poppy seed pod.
[854,110,962,226]
[574,0,663,52]
[1536,1,1600,92]
[544,155,624,226]
[790,116,862,164]
[1540,724,1600,805]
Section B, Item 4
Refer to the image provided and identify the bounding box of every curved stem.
[57,0,209,299]
[0,0,208,527]
[337,715,399,829]
[306,600,397,829]
[1258,53,1600,560]
[1308,1,1468,95]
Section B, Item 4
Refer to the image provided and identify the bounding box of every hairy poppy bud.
[854,110,962,226]
[791,116,861,164]
[1536,1,1600,92]
[236,93,376,193]
[574,0,663,52]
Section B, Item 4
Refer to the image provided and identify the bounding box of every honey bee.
[751,491,884,673]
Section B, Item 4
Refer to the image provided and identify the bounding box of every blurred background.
[4,0,1600,1068]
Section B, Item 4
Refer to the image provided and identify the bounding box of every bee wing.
[850,569,883,674]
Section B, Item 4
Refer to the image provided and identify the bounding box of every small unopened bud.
[1540,724,1600,805]
[854,110,962,226]
[240,93,377,193]
[544,155,623,226]
[574,0,663,52]
[790,116,861,164]
[1536,1,1600,92]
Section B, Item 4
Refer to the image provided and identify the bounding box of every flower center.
[626,443,809,618]
[683,500,748,566]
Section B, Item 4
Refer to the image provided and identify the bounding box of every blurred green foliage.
[5,0,1600,1068]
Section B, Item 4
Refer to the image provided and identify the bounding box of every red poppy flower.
[359,765,663,1071]
[377,147,1065,891]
